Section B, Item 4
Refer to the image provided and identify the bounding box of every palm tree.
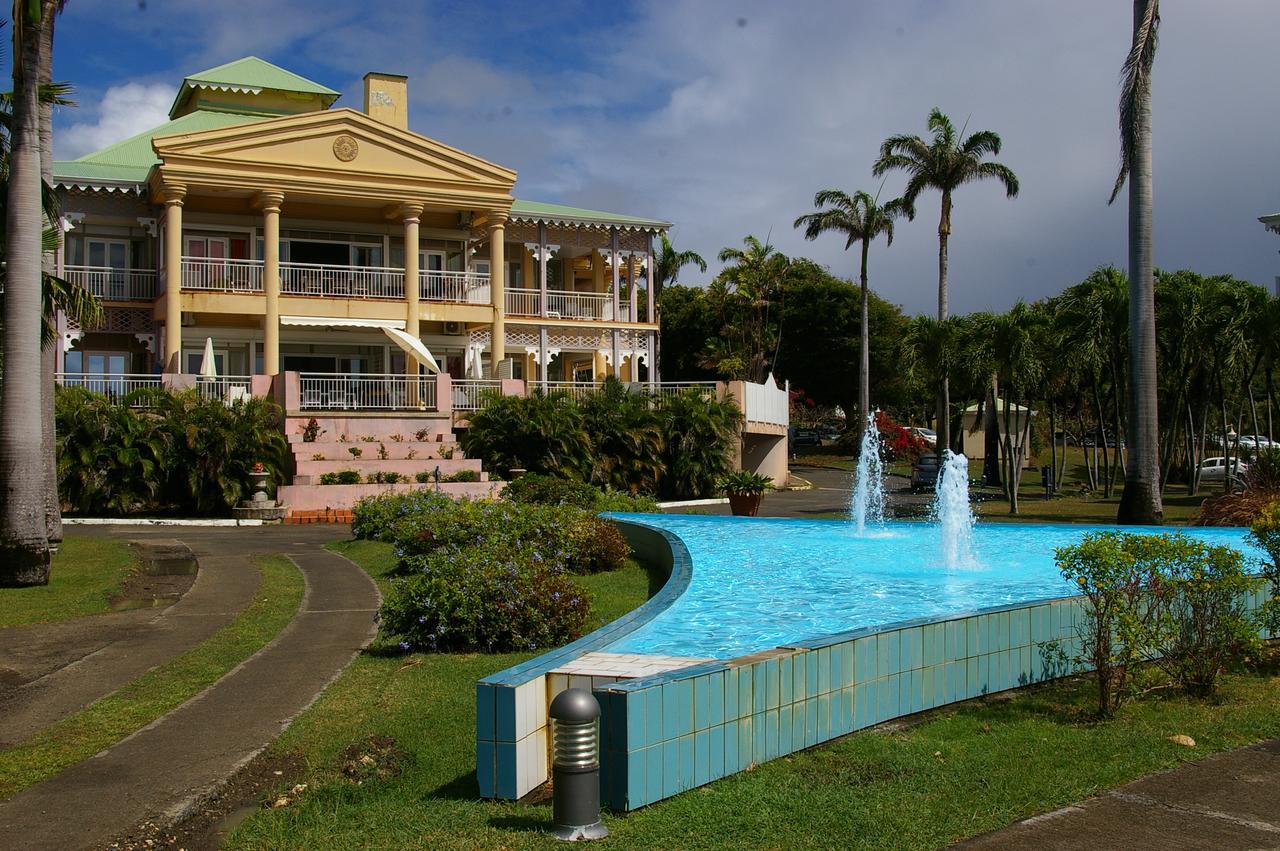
[873,108,1019,455]
[703,235,790,383]
[1,1,57,585]
[1112,0,1163,524]
[652,233,706,289]
[793,187,908,437]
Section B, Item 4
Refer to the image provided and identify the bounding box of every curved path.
[0,525,378,851]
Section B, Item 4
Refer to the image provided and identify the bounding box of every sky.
[34,0,1280,315]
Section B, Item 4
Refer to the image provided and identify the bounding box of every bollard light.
[548,688,608,841]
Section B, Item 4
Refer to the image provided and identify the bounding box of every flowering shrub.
[351,489,454,541]
[379,545,590,652]
[875,410,929,463]
[501,473,660,512]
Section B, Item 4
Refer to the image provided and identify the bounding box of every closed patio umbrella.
[199,337,218,379]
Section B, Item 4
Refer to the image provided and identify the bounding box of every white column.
[258,190,284,376]
[538,221,548,318]
[645,234,654,324]
[610,228,620,323]
[489,211,508,365]
[539,325,549,384]
[162,184,186,372]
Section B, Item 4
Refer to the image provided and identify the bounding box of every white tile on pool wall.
[514,678,546,742]
[515,727,548,798]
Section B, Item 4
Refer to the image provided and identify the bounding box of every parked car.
[911,454,941,493]
[1237,434,1275,451]
[911,427,937,446]
[1198,456,1248,484]
[818,425,842,444]
[791,428,822,448]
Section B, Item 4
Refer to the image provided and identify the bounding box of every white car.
[1198,456,1248,484]
[1237,435,1275,451]
[911,427,937,446]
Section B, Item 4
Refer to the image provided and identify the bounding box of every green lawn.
[0,555,304,799]
[0,537,138,628]
[229,540,1280,850]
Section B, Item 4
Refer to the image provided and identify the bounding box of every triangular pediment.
[152,109,516,198]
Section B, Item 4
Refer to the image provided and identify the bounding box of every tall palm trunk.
[937,191,951,457]
[1117,0,1163,523]
[982,377,1001,486]
[39,10,61,551]
[1,8,53,584]
[858,239,870,443]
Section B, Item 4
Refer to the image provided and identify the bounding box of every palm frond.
[1110,0,1160,204]
[972,161,1020,197]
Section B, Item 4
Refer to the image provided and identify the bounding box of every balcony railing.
[181,257,264,292]
[56,372,162,404]
[298,373,437,411]
[196,375,253,404]
[503,289,636,321]
[64,266,157,301]
[451,378,503,411]
[281,261,404,300]
[420,270,490,304]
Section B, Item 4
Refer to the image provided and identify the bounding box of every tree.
[652,233,706,290]
[656,285,719,381]
[1,1,56,584]
[874,108,1019,456]
[794,187,908,437]
[1112,0,1163,524]
[702,235,790,383]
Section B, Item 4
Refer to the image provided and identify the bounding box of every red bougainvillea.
[874,410,929,462]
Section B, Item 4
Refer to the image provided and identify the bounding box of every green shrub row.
[314,470,482,485]
[1055,531,1266,716]
[55,386,287,516]
[460,377,741,499]
[501,472,660,512]
[355,485,639,653]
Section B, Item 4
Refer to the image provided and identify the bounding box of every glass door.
[420,250,446,299]
[86,239,129,299]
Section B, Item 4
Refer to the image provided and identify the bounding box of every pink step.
[277,480,503,512]
[292,440,460,460]
[285,415,452,443]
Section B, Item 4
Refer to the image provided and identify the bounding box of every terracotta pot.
[728,493,763,517]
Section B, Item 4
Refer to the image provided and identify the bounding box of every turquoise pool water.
[604,514,1263,659]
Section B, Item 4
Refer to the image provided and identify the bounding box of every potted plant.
[248,462,270,503]
[719,471,774,517]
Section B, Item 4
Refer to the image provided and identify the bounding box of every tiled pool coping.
[477,518,1274,809]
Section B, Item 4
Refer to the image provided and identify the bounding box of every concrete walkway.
[963,738,1280,849]
[0,525,378,851]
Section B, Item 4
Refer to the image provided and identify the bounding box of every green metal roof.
[510,199,670,230]
[53,110,268,187]
[171,56,340,117]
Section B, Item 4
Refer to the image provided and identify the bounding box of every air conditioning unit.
[180,312,197,326]
[444,321,463,335]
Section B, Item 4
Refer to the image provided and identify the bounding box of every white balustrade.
[544,289,611,321]
[196,375,253,404]
[181,257,263,292]
[505,288,541,316]
[56,372,163,404]
[420,270,491,304]
[451,379,503,411]
[281,262,404,299]
[648,381,718,400]
[63,266,157,301]
[744,376,789,426]
[298,373,437,411]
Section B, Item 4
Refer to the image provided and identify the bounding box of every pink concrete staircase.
[276,415,501,514]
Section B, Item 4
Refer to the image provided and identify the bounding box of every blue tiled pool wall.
[594,584,1274,811]
[476,519,692,800]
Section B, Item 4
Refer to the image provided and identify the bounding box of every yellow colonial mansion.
[54,56,665,396]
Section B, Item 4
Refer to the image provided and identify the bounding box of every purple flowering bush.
[379,545,590,652]
[351,489,455,541]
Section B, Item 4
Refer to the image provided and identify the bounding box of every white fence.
[505,288,541,316]
[181,258,264,292]
[56,372,162,403]
[281,262,404,299]
[196,375,253,404]
[743,374,789,427]
[298,373,437,411]
[451,379,503,411]
[420,271,491,304]
[64,266,157,301]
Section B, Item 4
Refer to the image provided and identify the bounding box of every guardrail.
[451,378,504,411]
[297,373,438,411]
[281,261,404,299]
[421,270,491,304]
[505,288,541,316]
[55,372,162,404]
[181,257,264,292]
[64,266,157,301]
[545,289,610,321]
[196,375,253,404]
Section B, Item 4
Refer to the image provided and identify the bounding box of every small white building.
[960,397,1036,466]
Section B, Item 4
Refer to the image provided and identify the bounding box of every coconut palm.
[1112,0,1163,524]
[652,233,706,290]
[873,108,1019,455]
[793,187,908,436]
[702,235,790,383]
[1,1,57,585]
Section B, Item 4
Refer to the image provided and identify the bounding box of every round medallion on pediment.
[332,135,359,162]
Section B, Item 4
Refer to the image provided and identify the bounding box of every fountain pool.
[603,514,1262,659]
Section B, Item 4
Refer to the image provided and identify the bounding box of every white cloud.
[58,82,173,159]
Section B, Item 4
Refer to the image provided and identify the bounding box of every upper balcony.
[505,288,633,322]
[64,266,158,302]
[175,257,491,304]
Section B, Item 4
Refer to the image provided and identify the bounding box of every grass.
[0,537,138,628]
[0,555,304,799]
[229,540,1280,850]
